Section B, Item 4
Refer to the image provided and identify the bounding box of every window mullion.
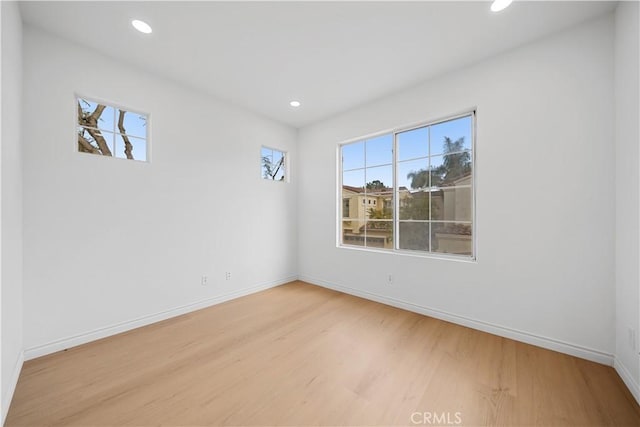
[428,125,433,253]
[393,132,399,250]
[363,142,367,247]
[112,107,117,154]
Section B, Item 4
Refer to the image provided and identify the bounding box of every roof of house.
[342,185,407,194]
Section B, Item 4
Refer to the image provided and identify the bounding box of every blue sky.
[342,133,392,170]
[342,115,472,190]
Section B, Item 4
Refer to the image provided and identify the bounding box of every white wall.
[21,27,298,356]
[614,1,640,402]
[298,15,616,363]
[1,1,24,423]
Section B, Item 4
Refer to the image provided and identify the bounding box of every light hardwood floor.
[6,281,640,426]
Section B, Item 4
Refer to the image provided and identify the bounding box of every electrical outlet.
[225,272,231,281]
[201,275,208,286]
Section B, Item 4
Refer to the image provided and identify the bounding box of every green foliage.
[366,206,392,231]
[406,136,470,189]
[440,137,471,185]
[367,206,392,220]
[398,192,431,220]
[366,180,387,191]
[364,181,392,232]
[406,170,429,189]
[401,135,470,221]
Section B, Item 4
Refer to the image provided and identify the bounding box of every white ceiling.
[19,1,615,128]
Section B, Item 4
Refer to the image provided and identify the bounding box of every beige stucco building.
[341,174,472,253]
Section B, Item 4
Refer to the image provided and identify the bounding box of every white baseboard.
[1,350,24,425]
[24,276,297,361]
[614,357,640,405]
[300,275,615,366]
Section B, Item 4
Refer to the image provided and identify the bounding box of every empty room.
[1,0,639,425]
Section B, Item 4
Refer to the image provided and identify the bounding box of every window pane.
[343,169,365,190]
[77,126,99,153]
[365,165,392,193]
[398,187,411,219]
[430,116,472,156]
[77,98,114,133]
[272,149,283,164]
[363,193,393,219]
[397,126,428,161]
[398,221,430,251]
[342,193,365,220]
[342,221,365,247]
[364,193,392,232]
[365,134,392,166]
[432,222,473,255]
[274,164,286,181]
[365,221,393,249]
[106,132,116,154]
[431,187,472,222]
[342,197,352,219]
[77,126,115,156]
[399,191,429,220]
[342,141,365,170]
[115,135,147,161]
[398,158,429,190]
[98,107,115,133]
[261,149,272,179]
[430,153,472,188]
[272,151,285,181]
[118,109,147,138]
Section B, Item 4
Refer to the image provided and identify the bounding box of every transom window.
[261,146,287,181]
[339,112,475,259]
[77,96,148,162]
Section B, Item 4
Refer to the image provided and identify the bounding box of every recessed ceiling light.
[289,101,301,107]
[132,19,152,34]
[490,0,513,12]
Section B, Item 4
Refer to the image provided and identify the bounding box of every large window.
[77,97,148,162]
[339,112,475,259]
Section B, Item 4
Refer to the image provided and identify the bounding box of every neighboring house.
[341,174,472,253]
[341,185,395,249]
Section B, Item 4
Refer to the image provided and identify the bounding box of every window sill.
[336,244,477,263]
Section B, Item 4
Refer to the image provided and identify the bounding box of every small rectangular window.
[261,146,287,181]
[339,112,475,259]
[77,97,148,162]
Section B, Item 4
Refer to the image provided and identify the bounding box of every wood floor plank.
[6,281,640,426]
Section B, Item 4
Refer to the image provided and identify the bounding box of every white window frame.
[337,110,477,261]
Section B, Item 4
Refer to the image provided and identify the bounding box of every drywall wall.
[21,27,298,356]
[298,15,616,363]
[1,1,24,423]
[614,0,640,401]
